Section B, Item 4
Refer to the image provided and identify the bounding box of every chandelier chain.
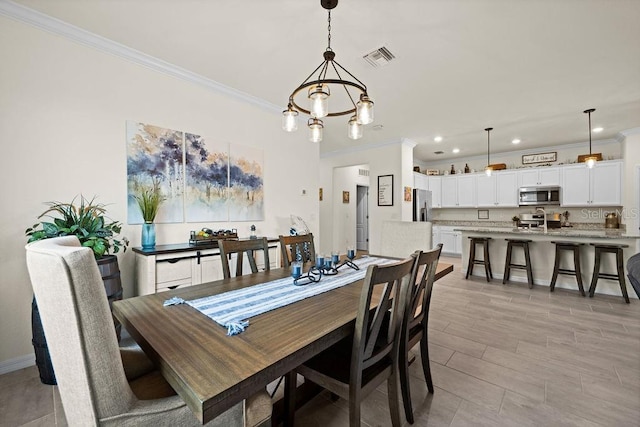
[327,10,332,51]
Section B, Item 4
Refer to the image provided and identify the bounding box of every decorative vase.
[141,222,156,250]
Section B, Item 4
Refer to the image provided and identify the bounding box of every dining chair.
[279,233,316,268]
[284,257,415,427]
[399,244,443,424]
[25,236,272,427]
[219,238,270,279]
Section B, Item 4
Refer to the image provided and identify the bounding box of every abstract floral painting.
[184,133,229,222]
[228,144,264,221]
[126,121,184,224]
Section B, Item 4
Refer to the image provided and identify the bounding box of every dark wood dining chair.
[284,257,415,427]
[399,244,443,424]
[278,234,316,268]
[219,238,270,279]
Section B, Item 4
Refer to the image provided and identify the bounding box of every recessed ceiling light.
[452,148,460,154]
[592,127,603,133]
[512,139,521,144]
[434,136,443,142]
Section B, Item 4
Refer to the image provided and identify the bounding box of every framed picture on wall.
[404,186,412,202]
[342,191,350,204]
[378,174,394,206]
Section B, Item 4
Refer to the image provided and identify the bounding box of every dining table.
[113,259,454,425]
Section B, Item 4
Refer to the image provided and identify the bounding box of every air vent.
[363,47,395,67]
[358,169,370,177]
[434,151,444,155]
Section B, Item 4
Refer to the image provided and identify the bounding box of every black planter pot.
[31,255,123,385]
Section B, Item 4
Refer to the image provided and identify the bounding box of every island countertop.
[453,227,640,240]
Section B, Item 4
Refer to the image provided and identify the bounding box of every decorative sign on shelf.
[522,151,557,165]
[378,174,394,206]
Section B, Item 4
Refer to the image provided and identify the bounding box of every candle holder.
[292,261,322,286]
[335,247,359,271]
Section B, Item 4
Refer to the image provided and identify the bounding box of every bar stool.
[503,239,534,288]
[549,241,585,296]
[588,243,630,303]
[466,237,493,282]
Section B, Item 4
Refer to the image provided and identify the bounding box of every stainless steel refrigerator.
[413,189,432,222]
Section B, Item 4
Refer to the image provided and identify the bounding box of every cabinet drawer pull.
[168,285,179,290]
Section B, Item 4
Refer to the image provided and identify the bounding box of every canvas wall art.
[228,144,264,221]
[126,121,184,224]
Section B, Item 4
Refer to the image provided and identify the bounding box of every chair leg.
[616,250,630,304]
[503,243,512,284]
[399,342,414,424]
[420,332,434,394]
[589,248,601,297]
[349,394,362,427]
[483,242,491,282]
[387,371,403,427]
[550,246,561,292]
[466,241,475,279]
[485,243,494,279]
[283,371,297,427]
[574,247,586,296]
[524,244,534,289]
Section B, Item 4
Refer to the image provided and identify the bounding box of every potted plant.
[512,215,520,228]
[25,195,128,384]
[133,184,165,250]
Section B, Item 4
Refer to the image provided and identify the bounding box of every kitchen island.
[455,227,640,298]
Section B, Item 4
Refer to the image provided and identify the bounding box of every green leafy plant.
[25,195,128,258]
[133,184,166,223]
[512,215,520,222]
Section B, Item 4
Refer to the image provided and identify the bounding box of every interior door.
[356,185,369,251]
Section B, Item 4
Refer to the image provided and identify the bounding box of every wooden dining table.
[113,260,453,424]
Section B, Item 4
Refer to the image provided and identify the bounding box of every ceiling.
[12,0,640,162]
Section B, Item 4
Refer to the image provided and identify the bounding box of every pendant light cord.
[588,110,592,155]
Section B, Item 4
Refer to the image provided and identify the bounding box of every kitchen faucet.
[536,207,547,233]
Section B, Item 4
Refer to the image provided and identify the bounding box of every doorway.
[356,185,369,251]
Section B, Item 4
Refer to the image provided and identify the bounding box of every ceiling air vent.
[363,47,395,68]
[358,169,370,177]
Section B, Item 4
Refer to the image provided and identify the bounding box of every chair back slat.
[219,238,270,279]
[351,258,414,383]
[279,234,316,268]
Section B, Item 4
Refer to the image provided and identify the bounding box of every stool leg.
[524,244,534,289]
[589,247,601,298]
[466,242,475,280]
[616,250,630,304]
[483,242,491,282]
[550,245,561,292]
[503,243,512,284]
[573,247,585,297]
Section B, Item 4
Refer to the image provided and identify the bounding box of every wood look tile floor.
[2,256,639,426]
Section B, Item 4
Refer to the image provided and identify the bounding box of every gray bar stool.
[503,239,534,288]
[550,241,585,296]
[465,237,493,282]
[588,243,630,303]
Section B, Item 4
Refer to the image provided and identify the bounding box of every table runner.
[164,256,395,335]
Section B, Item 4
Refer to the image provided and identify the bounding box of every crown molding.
[618,127,640,137]
[0,0,281,114]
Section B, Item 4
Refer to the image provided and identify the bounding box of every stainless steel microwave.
[518,186,561,206]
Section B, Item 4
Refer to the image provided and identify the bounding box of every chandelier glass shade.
[485,127,493,176]
[583,108,598,168]
[282,0,374,142]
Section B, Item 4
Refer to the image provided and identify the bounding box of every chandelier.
[282,0,374,143]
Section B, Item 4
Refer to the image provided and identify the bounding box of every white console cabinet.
[135,239,280,295]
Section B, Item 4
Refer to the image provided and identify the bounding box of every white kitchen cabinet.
[561,160,622,207]
[441,175,476,208]
[428,176,442,208]
[436,226,462,255]
[431,226,441,249]
[476,171,518,207]
[518,167,560,187]
[413,172,429,191]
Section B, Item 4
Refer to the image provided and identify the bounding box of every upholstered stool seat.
[465,237,493,282]
[503,239,534,288]
[550,241,585,296]
[588,243,630,303]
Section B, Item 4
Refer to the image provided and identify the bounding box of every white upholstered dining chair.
[25,236,271,426]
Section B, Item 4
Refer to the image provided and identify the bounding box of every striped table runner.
[165,256,395,335]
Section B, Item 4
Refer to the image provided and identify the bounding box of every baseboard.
[0,353,36,375]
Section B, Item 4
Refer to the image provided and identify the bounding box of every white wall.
[329,165,369,253]
[319,141,413,255]
[0,17,319,368]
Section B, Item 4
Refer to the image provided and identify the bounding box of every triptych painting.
[126,121,264,224]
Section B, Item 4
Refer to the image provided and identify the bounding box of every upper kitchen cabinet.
[476,170,518,207]
[518,167,560,187]
[442,174,476,208]
[413,172,429,191]
[428,176,443,208]
[561,160,622,207]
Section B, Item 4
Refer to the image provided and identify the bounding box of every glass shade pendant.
[309,84,330,118]
[485,166,492,176]
[348,115,362,140]
[585,157,596,168]
[282,104,298,132]
[308,118,324,143]
[356,94,374,125]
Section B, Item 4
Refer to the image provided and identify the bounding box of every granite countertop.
[452,227,640,239]
[433,220,625,231]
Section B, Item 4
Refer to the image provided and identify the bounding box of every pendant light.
[485,127,493,176]
[583,108,598,168]
[282,0,374,142]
